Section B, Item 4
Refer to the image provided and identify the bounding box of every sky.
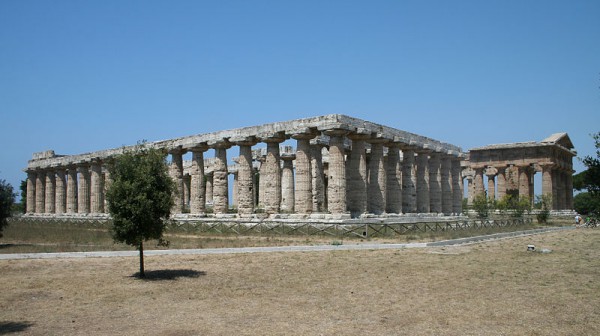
[1,0,599,199]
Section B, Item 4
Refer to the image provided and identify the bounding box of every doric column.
[496,166,507,200]
[473,167,485,198]
[518,165,531,201]
[281,154,295,213]
[259,133,285,214]
[205,172,214,206]
[67,166,78,213]
[77,164,90,214]
[485,166,498,201]
[55,168,67,214]
[103,169,111,213]
[325,129,348,214]
[210,140,232,214]
[441,155,452,215]
[401,148,417,213]
[566,169,574,210]
[541,163,555,209]
[557,170,567,210]
[35,170,45,214]
[231,172,238,207]
[90,160,104,214]
[169,148,185,214]
[292,131,317,214]
[45,170,56,214]
[26,171,36,214]
[231,139,255,215]
[451,158,463,214]
[428,152,442,213]
[385,144,402,214]
[367,139,387,215]
[311,142,326,212]
[183,174,191,210]
[346,132,369,216]
[416,150,430,213]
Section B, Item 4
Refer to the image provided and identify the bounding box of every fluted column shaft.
[212,143,231,214]
[67,167,78,213]
[416,151,430,213]
[77,165,90,214]
[262,138,284,214]
[441,156,452,214]
[169,150,185,214]
[55,169,67,214]
[518,166,531,201]
[428,153,442,213]
[565,170,574,209]
[385,145,402,214]
[326,130,348,214]
[35,170,45,213]
[367,141,386,215]
[205,172,214,205]
[235,143,255,215]
[473,168,485,198]
[496,167,506,200]
[311,144,326,212]
[346,135,368,216]
[189,147,207,214]
[293,134,316,214]
[281,157,295,213]
[90,161,104,213]
[451,158,463,214]
[541,164,555,209]
[402,149,416,213]
[45,170,56,214]
[26,171,36,213]
[103,170,111,213]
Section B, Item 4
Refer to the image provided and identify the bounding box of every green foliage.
[574,192,600,215]
[496,194,531,218]
[577,132,600,214]
[535,194,552,224]
[472,194,492,219]
[0,179,16,237]
[105,145,174,277]
[572,171,587,191]
[19,179,27,214]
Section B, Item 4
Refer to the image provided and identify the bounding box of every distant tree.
[105,145,174,278]
[19,180,27,214]
[572,170,587,191]
[578,132,600,215]
[0,179,16,238]
[574,192,600,215]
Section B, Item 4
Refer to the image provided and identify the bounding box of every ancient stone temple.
[23,115,465,219]
[461,133,576,210]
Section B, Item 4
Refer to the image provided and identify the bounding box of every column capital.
[323,128,350,137]
[484,166,498,176]
[291,128,319,140]
[347,128,371,141]
[231,136,258,147]
[183,142,209,152]
[208,138,232,149]
[258,132,286,143]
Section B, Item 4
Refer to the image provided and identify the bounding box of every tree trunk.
[139,241,145,278]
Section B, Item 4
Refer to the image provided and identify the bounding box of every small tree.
[106,146,174,278]
[578,132,600,215]
[535,193,552,224]
[0,179,16,238]
[472,194,492,219]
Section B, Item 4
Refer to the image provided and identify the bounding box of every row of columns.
[26,131,465,217]
[466,163,573,210]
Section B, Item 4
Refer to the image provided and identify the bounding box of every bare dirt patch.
[1,228,598,335]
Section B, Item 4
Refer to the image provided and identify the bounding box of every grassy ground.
[0,217,571,254]
[1,227,598,335]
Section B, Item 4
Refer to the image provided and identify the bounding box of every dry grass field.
[1,227,599,335]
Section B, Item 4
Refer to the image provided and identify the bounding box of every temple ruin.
[23,115,575,221]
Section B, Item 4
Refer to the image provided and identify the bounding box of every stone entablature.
[462,133,576,210]
[25,114,467,218]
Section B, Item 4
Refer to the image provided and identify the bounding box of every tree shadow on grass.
[0,321,34,334]
[130,269,206,281]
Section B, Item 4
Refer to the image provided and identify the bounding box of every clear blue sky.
[1,0,599,198]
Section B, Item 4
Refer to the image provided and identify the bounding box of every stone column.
[55,168,67,214]
[441,155,452,215]
[67,166,78,213]
[428,152,442,213]
[518,165,531,202]
[281,155,295,213]
[90,160,104,214]
[45,170,56,214]
[473,167,485,198]
[451,158,463,214]
[169,148,185,214]
[566,169,574,210]
[292,132,317,214]
[485,166,498,201]
[231,139,256,215]
[188,146,208,214]
[325,130,348,214]
[183,174,191,210]
[385,144,402,214]
[210,140,232,214]
[103,169,111,213]
[541,163,555,209]
[556,170,566,210]
[231,172,238,207]
[416,151,430,213]
[205,172,214,206]
[260,134,285,214]
[311,142,326,212]
[346,133,369,216]
[26,171,36,214]
[35,170,45,214]
[77,164,90,214]
[496,166,507,200]
[367,140,387,215]
[401,148,417,213]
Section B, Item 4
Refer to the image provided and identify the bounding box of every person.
[575,214,582,225]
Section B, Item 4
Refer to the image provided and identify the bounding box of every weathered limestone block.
[346,133,369,216]
[232,139,256,215]
[45,171,56,214]
[55,168,67,214]
[67,166,78,213]
[385,145,402,214]
[402,149,416,213]
[428,153,441,213]
[367,140,387,215]
[416,151,430,213]
[325,130,348,214]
